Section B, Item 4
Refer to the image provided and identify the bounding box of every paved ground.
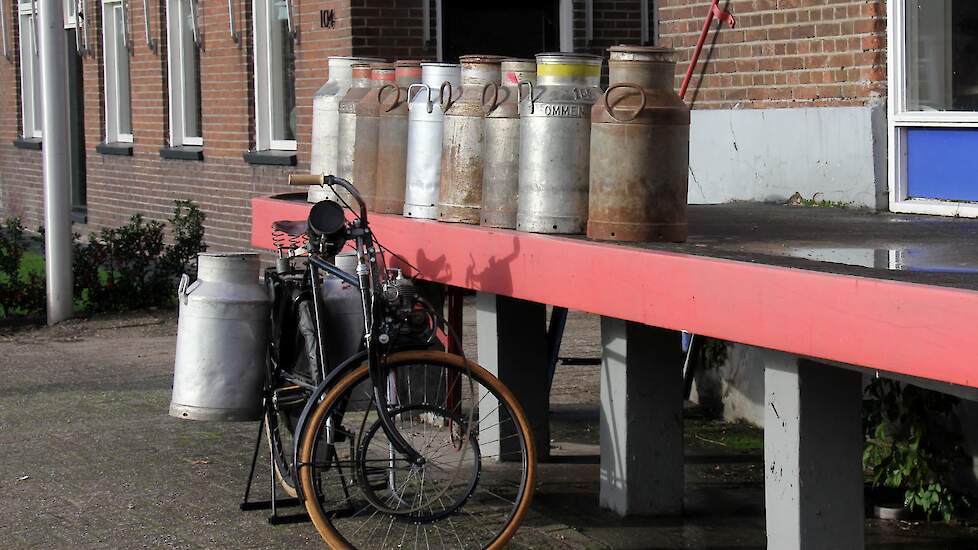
[1,305,977,549]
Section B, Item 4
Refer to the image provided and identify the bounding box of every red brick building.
[0,0,925,252]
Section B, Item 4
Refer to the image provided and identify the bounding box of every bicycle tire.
[264,403,299,498]
[298,350,537,550]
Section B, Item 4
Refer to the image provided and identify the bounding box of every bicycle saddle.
[271,219,308,237]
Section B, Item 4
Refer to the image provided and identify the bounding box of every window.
[166,0,202,146]
[102,0,132,143]
[64,0,77,28]
[888,0,978,216]
[18,1,42,139]
[252,0,296,151]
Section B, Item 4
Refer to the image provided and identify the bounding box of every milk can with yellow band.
[517,53,603,234]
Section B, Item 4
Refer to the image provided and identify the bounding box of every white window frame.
[17,1,41,139]
[165,0,202,147]
[887,0,978,217]
[102,0,133,143]
[252,0,297,152]
[64,0,77,28]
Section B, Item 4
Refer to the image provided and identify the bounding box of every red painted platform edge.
[252,195,978,389]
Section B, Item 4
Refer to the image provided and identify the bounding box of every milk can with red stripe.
[309,56,383,203]
[374,60,423,214]
[336,63,376,204]
[352,63,396,209]
[481,59,536,229]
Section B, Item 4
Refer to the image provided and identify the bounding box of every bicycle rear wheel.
[298,350,536,549]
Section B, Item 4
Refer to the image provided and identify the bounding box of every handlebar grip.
[288,174,325,186]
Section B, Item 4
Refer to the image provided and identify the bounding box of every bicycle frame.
[292,175,427,468]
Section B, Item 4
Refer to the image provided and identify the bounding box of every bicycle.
[255,174,537,549]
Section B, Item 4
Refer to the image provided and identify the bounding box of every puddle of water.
[784,247,978,273]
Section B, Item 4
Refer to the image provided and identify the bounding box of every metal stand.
[239,396,307,525]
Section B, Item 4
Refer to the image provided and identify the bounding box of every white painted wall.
[687,105,888,209]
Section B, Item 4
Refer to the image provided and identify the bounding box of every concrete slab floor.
[1,307,976,549]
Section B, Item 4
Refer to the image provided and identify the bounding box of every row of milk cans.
[309,46,690,243]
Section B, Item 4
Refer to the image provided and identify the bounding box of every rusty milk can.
[403,62,461,219]
[309,56,383,203]
[374,60,423,214]
[588,46,690,242]
[517,53,603,234]
[481,59,536,228]
[352,63,396,209]
[335,63,376,202]
[437,55,504,224]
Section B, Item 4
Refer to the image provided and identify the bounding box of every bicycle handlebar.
[288,174,369,227]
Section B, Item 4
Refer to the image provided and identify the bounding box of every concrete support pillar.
[599,317,684,516]
[763,351,864,550]
[476,292,550,461]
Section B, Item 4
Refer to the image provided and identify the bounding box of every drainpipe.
[39,0,74,324]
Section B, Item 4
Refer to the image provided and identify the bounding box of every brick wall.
[0,0,43,226]
[657,0,887,109]
[0,0,890,252]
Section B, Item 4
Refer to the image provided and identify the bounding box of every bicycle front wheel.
[297,350,536,549]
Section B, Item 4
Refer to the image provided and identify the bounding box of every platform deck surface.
[252,194,978,389]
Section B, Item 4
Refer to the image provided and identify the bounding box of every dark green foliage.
[1,201,207,318]
[0,218,45,317]
[863,379,971,521]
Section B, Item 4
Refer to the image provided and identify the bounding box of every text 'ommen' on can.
[517,53,603,234]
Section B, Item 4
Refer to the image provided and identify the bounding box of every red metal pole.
[679,0,735,100]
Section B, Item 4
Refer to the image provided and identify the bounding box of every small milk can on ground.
[481,58,536,229]
[309,56,384,203]
[588,46,690,242]
[517,53,603,234]
[374,60,423,215]
[438,55,504,224]
[170,253,269,421]
[336,64,378,203]
[352,63,396,210]
[403,63,461,219]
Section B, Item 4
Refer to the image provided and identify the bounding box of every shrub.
[1,200,207,318]
[863,379,971,521]
[0,218,45,317]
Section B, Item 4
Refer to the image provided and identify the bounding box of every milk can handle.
[481,82,500,115]
[178,273,190,305]
[408,83,433,114]
[516,81,535,114]
[439,81,456,111]
[603,83,647,123]
[377,83,401,113]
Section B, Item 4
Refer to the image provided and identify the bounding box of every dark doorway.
[441,0,560,62]
[65,29,87,222]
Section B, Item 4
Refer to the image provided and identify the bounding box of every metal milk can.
[517,53,603,234]
[309,56,383,203]
[170,253,270,421]
[336,63,379,203]
[374,60,423,214]
[352,63,396,210]
[481,58,536,228]
[323,251,365,369]
[588,46,690,242]
[403,62,461,219]
[438,55,504,224]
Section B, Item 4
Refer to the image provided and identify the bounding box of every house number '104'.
[320,9,335,29]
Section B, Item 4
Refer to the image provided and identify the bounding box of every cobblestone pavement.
[1,305,976,549]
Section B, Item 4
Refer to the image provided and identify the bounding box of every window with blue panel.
[907,128,978,202]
